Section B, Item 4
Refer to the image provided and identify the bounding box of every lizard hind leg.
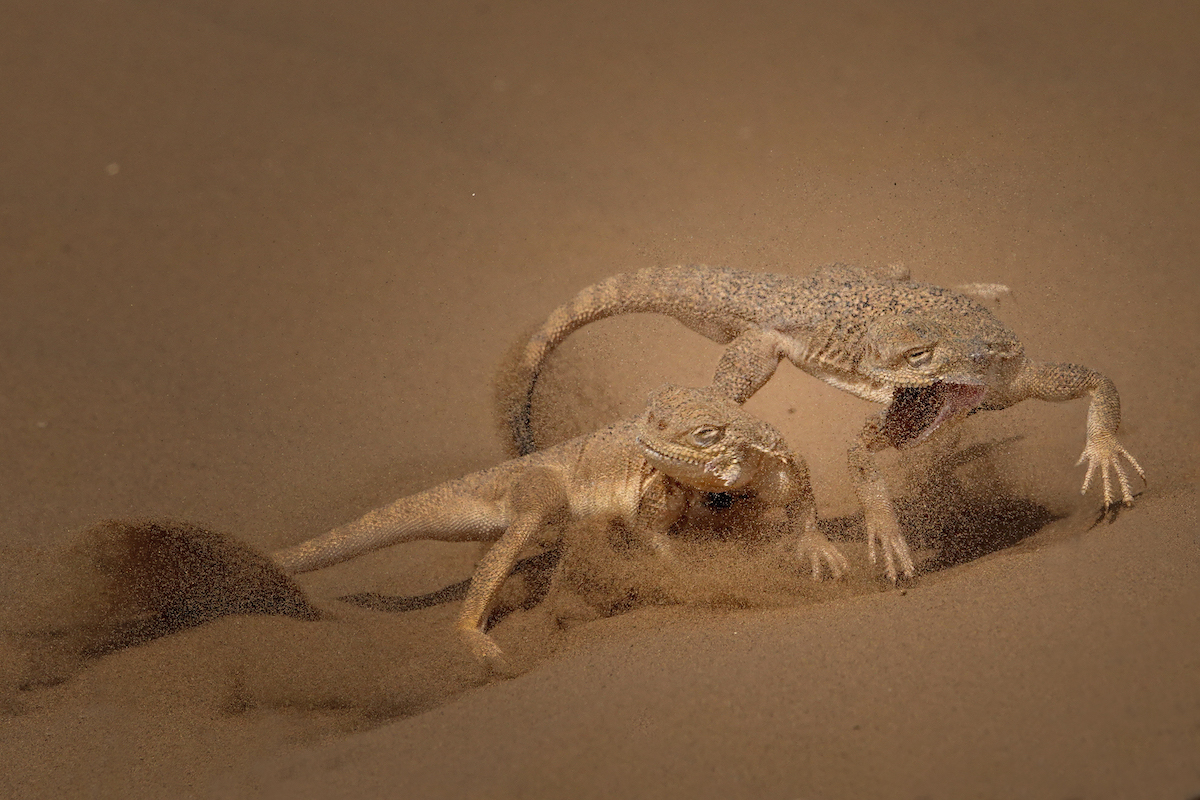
[456,468,569,674]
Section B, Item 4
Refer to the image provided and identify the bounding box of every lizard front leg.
[1009,361,1146,510]
[632,475,688,563]
[712,328,794,404]
[457,468,568,674]
[759,457,849,580]
[848,415,914,582]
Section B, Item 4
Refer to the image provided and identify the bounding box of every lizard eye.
[904,347,933,367]
[689,425,724,447]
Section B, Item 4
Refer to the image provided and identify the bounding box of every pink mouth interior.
[882,382,987,449]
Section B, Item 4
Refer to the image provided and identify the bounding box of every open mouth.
[881,381,987,449]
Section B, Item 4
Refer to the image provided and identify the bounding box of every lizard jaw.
[637,437,739,491]
[881,381,987,450]
[637,437,703,470]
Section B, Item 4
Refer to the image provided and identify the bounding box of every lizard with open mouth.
[498,264,1145,581]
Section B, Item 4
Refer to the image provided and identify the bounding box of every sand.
[1,0,1197,797]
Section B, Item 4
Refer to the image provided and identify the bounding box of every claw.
[866,521,915,584]
[1077,437,1146,508]
[796,534,849,581]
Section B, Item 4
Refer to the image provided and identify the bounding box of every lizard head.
[635,384,787,492]
[861,313,1023,450]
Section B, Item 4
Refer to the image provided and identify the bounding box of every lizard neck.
[802,361,895,404]
[777,330,894,404]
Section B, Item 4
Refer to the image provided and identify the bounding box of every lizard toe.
[1077,438,1146,509]
[795,536,849,581]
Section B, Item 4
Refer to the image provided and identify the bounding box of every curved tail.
[496,265,740,456]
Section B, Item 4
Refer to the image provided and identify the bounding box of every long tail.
[337,545,563,612]
[496,265,741,456]
[270,482,503,574]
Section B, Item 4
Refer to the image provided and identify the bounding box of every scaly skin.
[273,384,845,671]
[498,264,1145,581]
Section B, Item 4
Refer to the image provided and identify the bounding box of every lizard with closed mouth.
[498,264,1145,581]
[273,384,846,670]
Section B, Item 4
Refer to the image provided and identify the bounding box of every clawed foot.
[794,533,850,581]
[459,627,514,677]
[866,515,915,584]
[1077,436,1146,508]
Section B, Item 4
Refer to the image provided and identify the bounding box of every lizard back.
[500,264,1016,454]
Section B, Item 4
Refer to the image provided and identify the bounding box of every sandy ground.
[2,0,1198,797]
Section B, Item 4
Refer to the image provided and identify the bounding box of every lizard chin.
[882,381,987,450]
[637,438,736,491]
